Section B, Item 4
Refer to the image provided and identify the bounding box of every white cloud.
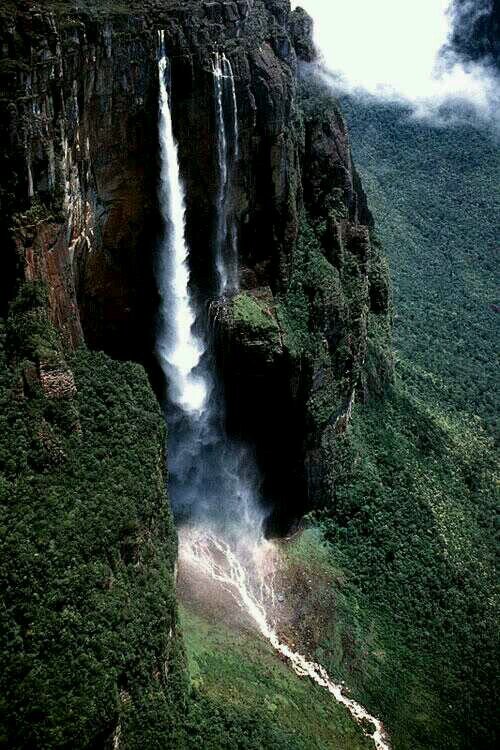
[291,0,498,121]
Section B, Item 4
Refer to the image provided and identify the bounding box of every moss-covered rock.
[226,289,282,363]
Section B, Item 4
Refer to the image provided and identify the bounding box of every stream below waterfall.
[180,528,391,750]
[155,33,391,750]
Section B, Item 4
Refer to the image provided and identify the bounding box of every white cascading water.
[156,33,260,534]
[181,528,391,750]
[156,35,208,417]
[213,52,239,297]
[155,34,390,750]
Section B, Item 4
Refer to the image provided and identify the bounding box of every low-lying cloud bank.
[292,0,499,125]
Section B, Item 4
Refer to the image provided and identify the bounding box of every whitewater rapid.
[181,529,391,750]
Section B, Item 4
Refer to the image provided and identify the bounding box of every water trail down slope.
[180,528,391,750]
[213,52,239,296]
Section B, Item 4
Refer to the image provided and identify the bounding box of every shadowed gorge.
[0,2,497,749]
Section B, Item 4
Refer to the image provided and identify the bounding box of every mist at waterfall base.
[293,0,499,125]
[154,39,391,749]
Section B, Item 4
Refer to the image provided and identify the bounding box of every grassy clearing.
[232,292,280,335]
[178,588,372,750]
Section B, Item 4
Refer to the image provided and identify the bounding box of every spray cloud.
[292,0,499,123]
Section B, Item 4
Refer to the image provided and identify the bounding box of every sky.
[291,0,497,117]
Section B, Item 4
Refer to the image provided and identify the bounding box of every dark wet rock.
[290,6,316,62]
[0,0,392,529]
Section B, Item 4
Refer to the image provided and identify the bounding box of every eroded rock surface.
[0,0,392,527]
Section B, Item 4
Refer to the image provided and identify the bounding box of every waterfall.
[213,52,240,297]
[156,39,208,416]
[155,36,261,537]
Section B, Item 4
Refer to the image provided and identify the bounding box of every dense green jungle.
[306,94,499,750]
[0,1,498,749]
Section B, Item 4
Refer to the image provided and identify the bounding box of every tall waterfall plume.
[156,36,208,417]
[213,52,240,296]
[155,35,262,539]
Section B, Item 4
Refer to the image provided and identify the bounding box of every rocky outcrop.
[290,6,315,63]
[0,6,160,359]
[156,0,303,297]
[211,59,392,525]
[121,0,389,527]
[0,0,314,359]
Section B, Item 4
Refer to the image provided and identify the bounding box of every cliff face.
[0,0,392,525]
[155,0,299,298]
[0,0,300,356]
[155,0,392,527]
[0,5,160,359]
[0,1,392,746]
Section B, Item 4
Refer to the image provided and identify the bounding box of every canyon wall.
[0,0,392,746]
[0,4,162,359]
[0,0,392,529]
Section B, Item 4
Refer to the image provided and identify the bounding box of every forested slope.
[307,96,499,749]
[341,98,499,435]
[0,284,187,748]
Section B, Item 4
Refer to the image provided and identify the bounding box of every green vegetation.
[226,291,282,365]
[277,219,347,361]
[2,284,357,750]
[308,380,498,749]
[277,209,392,433]
[0,283,187,749]
[178,600,372,750]
[232,292,280,338]
[340,97,499,437]
[303,97,500,749]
